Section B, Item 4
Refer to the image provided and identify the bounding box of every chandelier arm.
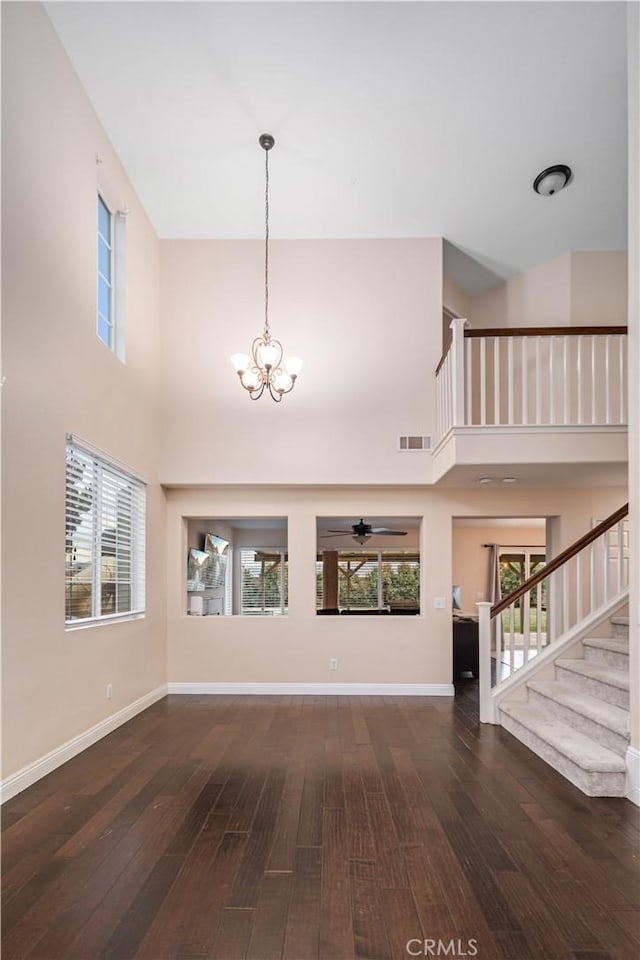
[249,381,266,401]
[267,381,284,402]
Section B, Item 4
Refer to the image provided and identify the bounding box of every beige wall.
[443,273,471,320]
[159,238,443,486]
[452,523,546,613]
[166,485,625,686]
[1,3,166,780]
[627,2,639,759]
[470,250,627,329]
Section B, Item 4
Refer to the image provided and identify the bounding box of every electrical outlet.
[329,658,338,671]
[106,683,113,700]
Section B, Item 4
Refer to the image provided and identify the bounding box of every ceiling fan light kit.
[231,134,302,402]
[533,163,572,197]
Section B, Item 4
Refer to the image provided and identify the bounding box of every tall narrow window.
[97,195,114,349]
[65,438,146,626]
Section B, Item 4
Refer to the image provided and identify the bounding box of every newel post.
[450,317,468,427]
[477,601,496,723]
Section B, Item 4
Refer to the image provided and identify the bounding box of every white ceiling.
[45,1,628,293]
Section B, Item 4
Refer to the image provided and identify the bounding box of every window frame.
[65,437,146,629]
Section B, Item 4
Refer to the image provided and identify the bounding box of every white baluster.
[589,542,595,615]
[604,530,610,602]
[521,337,528,425]
[493,337,500,425]
[577,336,584,424]
[480,338,486,425]
[465,337,472,425]
[563,336,569,425]
[549,336,555,424]
[535,338,542,424]
[576,552,583,621]
[605,336,611,425]
[620,337,627,423]
[536,578,543,654]
[507,336,514,425]
[563,563,569,633]
[509,604,515,677]
[591,336,597,425]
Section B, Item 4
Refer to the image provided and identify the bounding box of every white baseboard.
[626,746,640,807]
[1,684,168,804]
[167,682,455,697]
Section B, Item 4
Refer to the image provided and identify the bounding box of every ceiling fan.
[320,518,408,545]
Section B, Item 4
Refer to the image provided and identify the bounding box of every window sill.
[65,612,146,631]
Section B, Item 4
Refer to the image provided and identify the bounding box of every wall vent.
[398,435,431,451]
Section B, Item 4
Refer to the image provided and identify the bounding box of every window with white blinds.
[316,551,420,612]
[239,549,288,616]
[65,440,146,625]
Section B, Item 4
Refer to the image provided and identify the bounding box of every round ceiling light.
[533,164,572,197]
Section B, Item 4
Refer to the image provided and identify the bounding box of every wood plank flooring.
[2,683,639,960]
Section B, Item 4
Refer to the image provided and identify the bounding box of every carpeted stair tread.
[499,702,625,773]
[526,680,629,737]
[582,637,628,654]
[554,658,629,691]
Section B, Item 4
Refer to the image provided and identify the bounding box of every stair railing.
[478,503,629,723]
[435,320,628,445]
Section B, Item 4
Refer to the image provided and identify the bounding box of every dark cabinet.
[453,618,479,679]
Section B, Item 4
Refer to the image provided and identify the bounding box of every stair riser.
[612,623,629,640]
[555,666,629,709]
[527,688,629,757]
[584,646,629,671]
[499,711,627,797]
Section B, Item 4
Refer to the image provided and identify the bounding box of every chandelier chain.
[264,146,270,337]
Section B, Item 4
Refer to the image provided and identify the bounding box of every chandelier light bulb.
[258,342,279,368]
[242,369,260,391]
[231,353,250,373]
[230,134,302,402]
[273,371,292,393]
[284,356,303,377]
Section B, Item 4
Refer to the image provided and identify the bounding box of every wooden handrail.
[465,325,627,339]
[491,502,629,618]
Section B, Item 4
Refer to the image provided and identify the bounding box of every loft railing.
[435,319,628,444]
[477,503,629,723]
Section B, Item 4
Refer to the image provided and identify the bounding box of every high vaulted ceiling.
[45,1,628,293]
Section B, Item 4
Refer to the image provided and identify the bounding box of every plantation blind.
[65,438,146,624]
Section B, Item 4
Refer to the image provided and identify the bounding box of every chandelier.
[231,134,302,402]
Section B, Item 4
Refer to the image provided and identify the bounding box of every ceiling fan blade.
[368,528,408,535]
[324,529,353,534]
[319,532,352,538]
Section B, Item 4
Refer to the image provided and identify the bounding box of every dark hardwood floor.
[2,682,639,960]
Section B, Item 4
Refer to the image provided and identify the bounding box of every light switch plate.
[434,597,446,609]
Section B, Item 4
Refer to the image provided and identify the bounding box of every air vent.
[399,435,431,451]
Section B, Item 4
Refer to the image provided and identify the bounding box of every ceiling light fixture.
[533,164,572,197]
[478,477,494,484]
[231,134,302,402]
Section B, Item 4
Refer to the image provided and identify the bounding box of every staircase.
[499,615,629,797]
